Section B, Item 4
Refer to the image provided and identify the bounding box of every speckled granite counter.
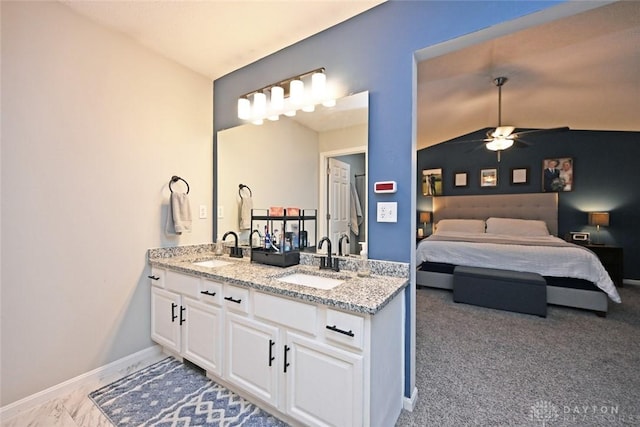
[148,244,409,315]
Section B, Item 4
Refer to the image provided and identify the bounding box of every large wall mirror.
[216,91,368,255]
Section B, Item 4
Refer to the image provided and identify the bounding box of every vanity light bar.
[237,68,335,124]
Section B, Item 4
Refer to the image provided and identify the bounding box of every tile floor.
[0,353,167,427]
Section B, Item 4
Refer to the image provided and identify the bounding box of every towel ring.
[238,184,252,198]
[169,176,190,194]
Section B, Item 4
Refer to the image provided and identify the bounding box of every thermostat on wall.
[374,181,397,193]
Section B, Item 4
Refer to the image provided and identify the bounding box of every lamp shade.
[588,212,610,227]
[419,211,432,224]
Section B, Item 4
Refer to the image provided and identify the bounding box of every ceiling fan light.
[486,138,514,151]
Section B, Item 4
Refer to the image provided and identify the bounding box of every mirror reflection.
[216,91,368,255]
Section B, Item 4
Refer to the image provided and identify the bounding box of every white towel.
[239,196,253,230]
[349,183,363,236]
[170,192,192,234]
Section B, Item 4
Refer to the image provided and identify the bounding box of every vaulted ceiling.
[417,1,640,149]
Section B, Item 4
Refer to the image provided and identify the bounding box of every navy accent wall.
[417,129,640,279]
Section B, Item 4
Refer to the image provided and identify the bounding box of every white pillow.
[485,217,550,237]
[434,219,485,234]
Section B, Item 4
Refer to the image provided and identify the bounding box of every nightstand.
[585,244,624,287]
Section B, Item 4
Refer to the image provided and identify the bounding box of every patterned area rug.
[89,357,288,426]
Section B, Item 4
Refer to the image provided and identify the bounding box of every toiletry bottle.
[291,223,299,249]
[357,242,370,277]
[215,235,224,256]
[264,225,271,250]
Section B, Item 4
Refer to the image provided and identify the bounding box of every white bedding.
[417,232,621,303]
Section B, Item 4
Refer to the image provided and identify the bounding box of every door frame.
[318,146,367,253]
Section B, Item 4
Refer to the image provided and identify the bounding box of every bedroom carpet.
[395,285,640,427]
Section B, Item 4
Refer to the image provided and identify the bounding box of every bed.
[416,193,621,316]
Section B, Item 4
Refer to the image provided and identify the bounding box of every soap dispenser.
[357,242,370,277]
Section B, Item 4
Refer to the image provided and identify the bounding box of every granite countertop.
[148,245,408,315]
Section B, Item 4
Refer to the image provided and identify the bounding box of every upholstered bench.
[453,266,547,317]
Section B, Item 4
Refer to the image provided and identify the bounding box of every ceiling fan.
[462,76,569,161]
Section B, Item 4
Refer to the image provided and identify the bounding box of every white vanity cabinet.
[149,266,405,427]
[150,268,223,376]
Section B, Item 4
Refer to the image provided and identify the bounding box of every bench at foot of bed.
[453,266,547,317]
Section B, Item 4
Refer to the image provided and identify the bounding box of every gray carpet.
[395,285,640,427]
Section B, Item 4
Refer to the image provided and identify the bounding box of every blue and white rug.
[89,357,288,426]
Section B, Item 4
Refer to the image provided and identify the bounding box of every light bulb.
[237,97,251,120]
[486,138,514,151]
[270,85,284,111]
[252,92,266,118]
[311,71,326,100]
[290,79,304,105]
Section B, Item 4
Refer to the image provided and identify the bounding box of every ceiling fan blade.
[513,138,532,148]
[449,137,492,145]
[511,126,570,139]
[492,126,515,138]
[466,142,489,153]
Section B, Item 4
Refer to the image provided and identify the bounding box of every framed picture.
[454,171,468,188]
[542,157,573,192]
[422,168,442,196]
[480,168,498,187]
[510,167,529,185]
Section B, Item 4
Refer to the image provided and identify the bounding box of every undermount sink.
[192,259,231,268]
[276,273,346,290]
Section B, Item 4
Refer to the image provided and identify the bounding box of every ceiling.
[60,1,638,148]
[417,1,640,149]
[60,0,385,80]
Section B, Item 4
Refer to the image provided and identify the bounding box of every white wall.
[0,1,213,406]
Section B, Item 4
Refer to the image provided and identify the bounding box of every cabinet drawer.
[199,279,223,305]
[165,270,200,298]
[148,267,165,288]
[254,292,317,335]
[222,285,249,314]
[325,309,364,350]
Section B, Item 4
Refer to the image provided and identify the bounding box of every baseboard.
[402,387,418,411]
[623,279,639,286]
[0,345,162,422]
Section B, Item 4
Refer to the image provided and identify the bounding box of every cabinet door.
[286,333,363,427]
[225,312,280,407]
[151,287,181,353]
[182,297,223,376]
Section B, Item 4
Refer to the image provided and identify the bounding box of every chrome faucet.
[222,231,243,258]
[338,234,350,256]
[318,236,339,272]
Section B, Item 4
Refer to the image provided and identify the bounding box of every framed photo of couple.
[542,157,573,192]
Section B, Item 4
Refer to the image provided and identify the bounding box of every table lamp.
[420,211,432,237]
[588,211,609,245]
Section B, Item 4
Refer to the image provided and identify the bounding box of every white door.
[150,287,181,353]
[182,297,223,376]
[225,312,280,407]
[328,158,350,253]
[286,332,363,427]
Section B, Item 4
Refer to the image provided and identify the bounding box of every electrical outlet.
[217,206,224,218]
[199,205,207,219]
[377,202,397,223]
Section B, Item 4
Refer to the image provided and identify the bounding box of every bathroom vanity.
[147,244,408,427]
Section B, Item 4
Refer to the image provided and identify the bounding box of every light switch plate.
[377,202,397,222]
